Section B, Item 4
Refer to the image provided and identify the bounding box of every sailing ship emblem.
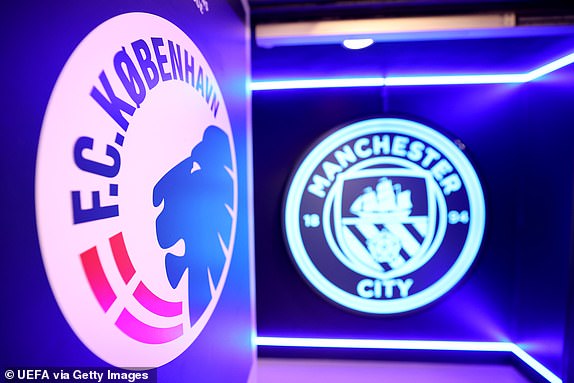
[330,169,438,280]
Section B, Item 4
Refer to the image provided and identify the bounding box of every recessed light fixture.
[343,38,374,50]
[255,13,516,47]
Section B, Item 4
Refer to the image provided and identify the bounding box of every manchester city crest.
[283,118,485,314]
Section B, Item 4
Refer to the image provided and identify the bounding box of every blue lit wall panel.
[1,1,254,381]
[252,38,574,381]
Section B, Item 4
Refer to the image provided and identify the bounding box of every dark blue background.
[0,1,253,382]
[252,34,574,379]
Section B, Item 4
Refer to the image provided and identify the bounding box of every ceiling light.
[343,38,374,50]
[256,13,516,47]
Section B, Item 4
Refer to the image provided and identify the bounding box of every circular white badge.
[36,13,237,367]
[284,118,485,314]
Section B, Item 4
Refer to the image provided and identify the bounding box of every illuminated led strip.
[253,77,385,90]
[256,336,562,383]
[251,52,574,90]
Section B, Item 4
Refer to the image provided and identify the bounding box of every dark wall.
[567,227,574,383]
[252,62,574,378]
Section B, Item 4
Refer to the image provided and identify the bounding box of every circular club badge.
[35,13,237,367]
[284,118,485,314]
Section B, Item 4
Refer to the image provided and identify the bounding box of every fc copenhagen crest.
[283,118,485,314]
[35,13,237,366]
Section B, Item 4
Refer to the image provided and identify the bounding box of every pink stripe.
[115,309,183,344]
[133,281,183,317]
[109,232,135,284]
[80,247,116,312]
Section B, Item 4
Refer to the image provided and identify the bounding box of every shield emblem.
[329,168,438,280]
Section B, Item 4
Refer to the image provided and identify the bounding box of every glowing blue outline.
[256,336,562,383]
[253,52,574,382]
[251,52,574,90]
[284,118,486,314]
